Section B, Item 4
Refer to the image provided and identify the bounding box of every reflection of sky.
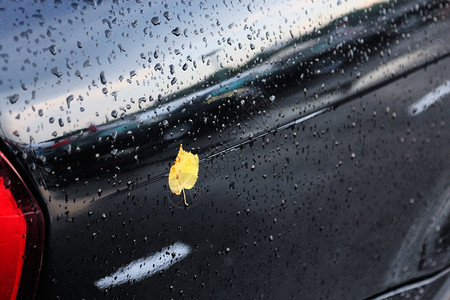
[0,0,387,144]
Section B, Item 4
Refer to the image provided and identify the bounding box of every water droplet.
[51,67,62,78]
[151,16,160,25]
[111,110,118,118]
[100,71,107,85]
[49,44,57,55]
[58,118,64,127]
[75,70,83,79]
[77,41,83,48]
[66,58,73,70]
[171,27,181,36]
[65,144,72,154]
[138,97,146,108]
[8,94,19,104]
[105,29,112,38]
[102,18,112,29]
[83,60,91,68]
[163,11,170,21]
[66,95,74,108]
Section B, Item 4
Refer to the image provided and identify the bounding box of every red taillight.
[0,151,45,300]
[0,176,27,300]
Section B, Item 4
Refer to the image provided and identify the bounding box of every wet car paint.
[0,0,449,298]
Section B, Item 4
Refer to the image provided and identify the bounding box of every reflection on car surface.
[0,0,449,299]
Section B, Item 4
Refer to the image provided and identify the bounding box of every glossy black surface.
[0,0,449,298]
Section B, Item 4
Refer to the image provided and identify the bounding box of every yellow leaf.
[168,144,199,205]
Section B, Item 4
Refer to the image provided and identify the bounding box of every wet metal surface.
[0,0,449,298]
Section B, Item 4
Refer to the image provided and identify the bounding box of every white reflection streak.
[94,242,191,290]
[408,81,450,116]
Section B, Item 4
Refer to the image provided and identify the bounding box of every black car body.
[0,0,449,299]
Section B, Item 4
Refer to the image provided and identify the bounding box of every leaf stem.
[182,189,188,206]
